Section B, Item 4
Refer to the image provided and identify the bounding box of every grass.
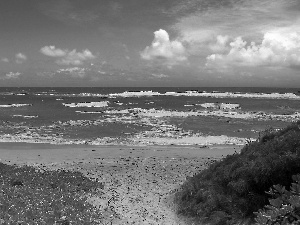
[0,162,104,224]
[174,121,300,224]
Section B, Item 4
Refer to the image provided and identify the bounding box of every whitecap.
[0,103,32,107]
[75,111,104,114]
[63,101,109,108]
[12,115,38,118]
[108,90,300,100]
[200,103,240,110]
[109,91,161,98]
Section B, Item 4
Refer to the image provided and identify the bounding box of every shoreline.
[0,142,243,224]
[0,133,253,147]
[0,141,246,149]
[0,142,243,166]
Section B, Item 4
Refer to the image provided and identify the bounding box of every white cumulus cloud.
[206,32,300,69]
[15,53,27,64]
[141,29,188,66]
[1,72,22,80]
[57,49,95,66]
[40,46,66,57]
[151,73,169,78]
[56,67,89,78]
[209,35,230,53]
[40,46,96,65]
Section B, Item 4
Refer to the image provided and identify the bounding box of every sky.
[0,0,300,87]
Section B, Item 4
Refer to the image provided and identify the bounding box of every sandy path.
[0,143,242,224]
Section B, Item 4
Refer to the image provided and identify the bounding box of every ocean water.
[0,87,299,146]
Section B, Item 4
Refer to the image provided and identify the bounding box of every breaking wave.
[62,101,109,108]
[0,104,32,107]
[108,91,300,100]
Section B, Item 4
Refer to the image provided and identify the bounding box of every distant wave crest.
[109,90,300,100]
[35,92,107,98]
[0,103,32,108]
[63,101,109,108]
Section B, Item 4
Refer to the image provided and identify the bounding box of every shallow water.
[0,87,299,145]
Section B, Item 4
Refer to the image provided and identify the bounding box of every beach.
[0,87,297,223]
[0,142,242,224]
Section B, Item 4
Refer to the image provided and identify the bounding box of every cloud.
[206,32,300,69]
[40,46,96,65]
[141,29,188,66]
[1,72,22,80]
[37,67,90,78]
[15,53,27,64]
[209,35,230,53]
[56,49,95,66]
[40,46,66,57]
[1,58,9,63]
[36,71,56,77]
[56,67,89,78]
[173,0,300,56]
[151,73,169,78]
[97,70,108,75]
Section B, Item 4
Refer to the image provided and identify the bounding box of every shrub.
[175,121,300,224]
[255,174,300,224]
[0,163,104,224]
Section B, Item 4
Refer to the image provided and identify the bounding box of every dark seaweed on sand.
[0,163,104,224]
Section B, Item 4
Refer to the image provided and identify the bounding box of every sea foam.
[63,101,109,108]
[0,104,32,107]
[108,91,300,100]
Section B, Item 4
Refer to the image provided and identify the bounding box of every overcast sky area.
[0,0,300,87]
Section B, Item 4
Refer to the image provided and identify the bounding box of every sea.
[0,87,300,146]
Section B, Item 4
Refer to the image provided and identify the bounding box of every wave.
[75,111,104,114]
[12,115,38,118]
[0,92,28,96]
[0,104,32,108]
[0,133,251,146]
[108,90,300,100]
[104,107,300,122]
[200,103,240,110]
[129,135,253,146]
[35,92,108,98]
[9,90,299,100]
[62,101,109,108]
[184,102,240,109]
[109,91,161,97]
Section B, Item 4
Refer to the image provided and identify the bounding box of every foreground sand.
[0,143,242,224]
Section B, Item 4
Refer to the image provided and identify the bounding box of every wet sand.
[0,143,242,224]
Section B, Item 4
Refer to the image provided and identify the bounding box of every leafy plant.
[255,174,300,225]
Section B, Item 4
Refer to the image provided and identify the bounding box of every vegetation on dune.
[255,174,300,224]
[175,121,300,224]
[0,163,104,224]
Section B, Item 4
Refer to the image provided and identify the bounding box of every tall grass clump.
[175,121,300,224]
[0,163,104,224]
